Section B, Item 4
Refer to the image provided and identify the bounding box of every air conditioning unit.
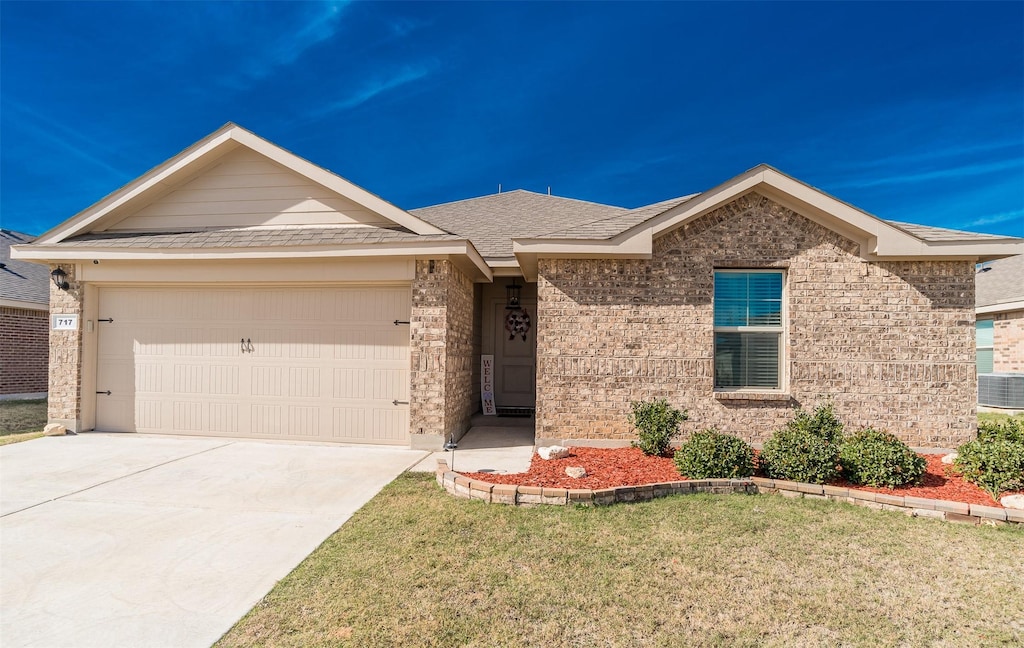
[978,373,1024,409]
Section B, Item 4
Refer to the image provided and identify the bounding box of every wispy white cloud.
[831,158,1023,189]
[305,62,438,119]
[206,1,351,89]
[2,100,130,178]
[966,208,1024,230]
[844,139,1023,171]
[251,1,348,78]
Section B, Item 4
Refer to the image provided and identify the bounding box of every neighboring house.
[975,254,1024,410]
[1,229,50,398]
[975,254,1023,374]
[12,124,1023,449]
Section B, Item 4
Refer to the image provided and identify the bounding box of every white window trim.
[713,268,787,393]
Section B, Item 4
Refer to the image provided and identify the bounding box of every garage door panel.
[252,290,326,322]
[331,407,366,440]
[371,408,407,442]
[208,402,240,435]
[173,401,205,432]
[96,286,410,444]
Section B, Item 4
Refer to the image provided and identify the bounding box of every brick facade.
[992,310,1023,373]
[47,264,84,430]
[536,192,976,448]
[0,305,49,395]
[410,259,477,449]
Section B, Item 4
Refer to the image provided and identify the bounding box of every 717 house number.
[51,314,79,330]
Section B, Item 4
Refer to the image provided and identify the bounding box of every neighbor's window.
[714,270,784,389]
[977,319,994,374]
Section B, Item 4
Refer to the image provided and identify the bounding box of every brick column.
[409,259,475,450]
[47,263,84,431]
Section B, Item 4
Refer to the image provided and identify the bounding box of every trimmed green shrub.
[628,398,687,456]
[954,418,1024,500]
[839,428,925,488]
[674,428,755,479]
[759,401,844,484]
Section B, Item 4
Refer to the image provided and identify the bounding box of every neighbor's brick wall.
[0,306,49,394]
[536,192,976,448]
[47,264,84,430]
[992,310,1023,373]
[410,260,476,443]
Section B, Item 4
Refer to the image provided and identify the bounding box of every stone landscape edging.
[434,460,1022,526]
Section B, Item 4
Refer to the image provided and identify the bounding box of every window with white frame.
[713,270,784,389]
[976,319,994,374]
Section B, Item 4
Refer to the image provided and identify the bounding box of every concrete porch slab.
[409,423,535,474]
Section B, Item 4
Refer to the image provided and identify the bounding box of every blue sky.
[2,1,1022,237]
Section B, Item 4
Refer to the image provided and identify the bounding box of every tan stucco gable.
[31,123,447,244]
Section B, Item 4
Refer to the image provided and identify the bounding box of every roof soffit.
[34,124,446,245]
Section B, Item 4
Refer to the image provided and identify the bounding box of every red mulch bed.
[459,447,1021,507]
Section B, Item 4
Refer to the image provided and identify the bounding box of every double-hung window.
[714,270,784,390]
[976,319,994,374]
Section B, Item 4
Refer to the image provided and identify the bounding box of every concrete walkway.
[410,418,535,474]
[0,433,426,648]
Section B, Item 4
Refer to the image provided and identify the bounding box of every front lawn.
[979,411,1024,426]
[218,473,1024,648]
[0,398,47,436]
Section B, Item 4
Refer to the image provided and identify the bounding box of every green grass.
[0,431,45,446]
[978,411,1024,426]
[0,398,47,436]
[218,473,1024,648]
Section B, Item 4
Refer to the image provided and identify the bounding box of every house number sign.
[51,314,79,331]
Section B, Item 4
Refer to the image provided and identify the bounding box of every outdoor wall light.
[51,267,69,290]
[505,279,522,309]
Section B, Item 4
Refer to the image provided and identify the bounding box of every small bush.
[954,418,1024,500]
[628,398,687,456]
[759,401,844,484]
[674,428,755,479]
[839,428,925,488]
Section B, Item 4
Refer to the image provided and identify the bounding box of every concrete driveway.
[0,434,426,648]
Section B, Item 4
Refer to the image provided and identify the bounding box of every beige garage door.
[95,285,410,444]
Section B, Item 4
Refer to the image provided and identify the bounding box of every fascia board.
[871,239,1024,261]
[650,166,1022,261]
[647,169,767,237]
[977,300,1024,315]
[513,229,653,282]
[230,129,446,236]
[35,126,241,245]
[512,228,653,256]
[11,240,493,281]
[646,166,909,254]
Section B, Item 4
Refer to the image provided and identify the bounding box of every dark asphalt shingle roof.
[411,189,627,258]
[24,189,1020,262]
[534,194,699,239]
[1,230,49,306]
[58,227,461,249]
[976,254,1024,308]
[885,221,1014,243]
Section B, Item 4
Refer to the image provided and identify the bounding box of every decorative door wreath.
[505,308,531,341]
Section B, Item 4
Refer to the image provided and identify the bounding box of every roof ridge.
[411,189,627,212]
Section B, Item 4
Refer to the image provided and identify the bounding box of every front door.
[493,302,536,408]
